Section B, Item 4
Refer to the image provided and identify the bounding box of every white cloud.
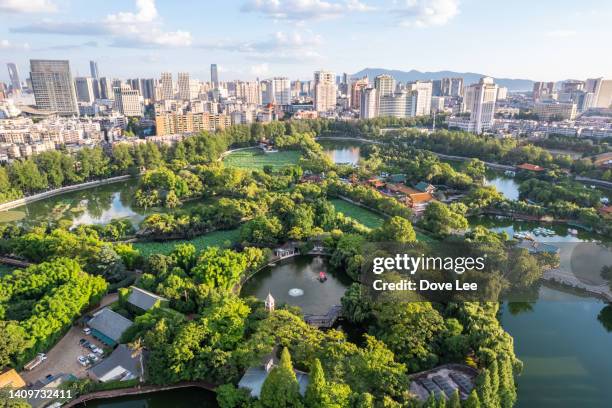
[250,63,270,76]
[0,39,30,50]
[394,0,460,28]
[241,0,373,20]
[546,29,577,38]
[0,0,56,13]
[9,0,192,48]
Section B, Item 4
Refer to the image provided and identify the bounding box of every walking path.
[0,175,135,212]
[542,268,612,302]
[63,381,216,407]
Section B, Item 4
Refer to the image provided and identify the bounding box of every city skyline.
[0,0,612,83]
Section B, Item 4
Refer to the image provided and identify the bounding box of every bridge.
[304,305,342,328]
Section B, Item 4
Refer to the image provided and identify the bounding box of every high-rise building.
[30,59,79,116]
[236,81,261,105]
[432,80,442,97]
[360,88,378,119]
[350,77,369,110]
[271,77,291,105]
[379,91,407,118]
[533,100,577,121]
[114,84,143,117]
[407,81,433,116]
[6,63,22,92]
[75,77,95,103]
[160,72,174,100]
[314,70,337,112]
[89,60,99,79]
[211,64,219,88]
[468,77,498,133]
[586,78,612,108]
[260,80,274,105]
[496,86,508,100]
[99,77,113,100]
[177,72,191,100]
[140,78,157,101]
[441,77,464,97]
[374,74,395,99]
[532,81,555,101]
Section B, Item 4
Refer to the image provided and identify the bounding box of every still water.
[74,387,218,408]
[321,140,363,165]
[502,286,612,408]
[241,255,351,315]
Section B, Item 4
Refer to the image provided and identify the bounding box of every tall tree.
[260,347,302,408]
[305,358,329,408]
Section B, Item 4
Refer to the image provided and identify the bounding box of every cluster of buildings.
[1,58,612,161]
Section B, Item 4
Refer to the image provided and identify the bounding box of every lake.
[321,140,364,165]
[241,255,352,315]
[74,387,218,408]
[502,286,612,408]
[485,172,520,201]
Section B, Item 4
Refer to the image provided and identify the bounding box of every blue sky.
[1,0,611,82]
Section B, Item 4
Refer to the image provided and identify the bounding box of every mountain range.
[351,68,534,91]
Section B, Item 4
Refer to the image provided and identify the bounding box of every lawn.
[329,198,434,242]
[223,148,301,170]
[133,228,241,258]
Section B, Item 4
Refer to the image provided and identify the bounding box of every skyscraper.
[114,84,143,117]
[211,64,219,88]
[532,82,555,101]
[586,78,612,109]
[441,77,464,97]
[272,77,291,105]
[99,77,113,100]
[314,70,337,112]
[469,77,498,133]
[236,81,261,105]
[89,60,99,79]
[407,81,433,116]
[350,78,369,110]
[160,72,174,100]
[177,72,191,100]
[360,88,378,119]
[30,59,78,116]
[374,74,395,99]
[75,77,95,103]
[6,63,22,92]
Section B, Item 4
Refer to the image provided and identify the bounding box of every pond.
[484,171,520,201]
[320,140,364,165]
[241,255,352,315]
[11,179,149,228]
[502,286,612,408]
[74,387,218,408]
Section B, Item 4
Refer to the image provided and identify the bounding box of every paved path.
[542,268,612,302]
[63,381,216,407]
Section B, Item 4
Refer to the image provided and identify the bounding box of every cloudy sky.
[0,0,611,82]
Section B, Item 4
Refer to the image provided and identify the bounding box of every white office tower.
[30,59,79,116]
[160,72,174,100]
[379,91,407,118]
[236,81,261,105]
[314,70,337,112]
[360,88,378,119]
[114,84,143,117]
[407,81,433,116]
[469,77,498,133]
[272,77,291,105]
[374,74,395,99]
[586,78,612,108]
[496,86,508,100]
[75,77,95,103]
[177,72,191,100]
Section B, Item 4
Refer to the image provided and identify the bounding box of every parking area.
[20,326,107,385]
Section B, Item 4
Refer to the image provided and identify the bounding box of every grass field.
[133,229,241,258]
[329,198,434,242]
[0,210,26,223]
[223,148,301,170]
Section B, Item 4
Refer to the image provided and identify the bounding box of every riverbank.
[0,174,136,212]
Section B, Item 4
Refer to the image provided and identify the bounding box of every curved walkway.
[63,381,216,407]
[0,174,135,212]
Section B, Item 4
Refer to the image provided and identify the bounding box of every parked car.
[83,327,91,335]
[77,356,88,367]
[82,341,91,349]
[87,353,99,363]
[24,353,47,371]
[79,338,87,346]
[91,346,103,355]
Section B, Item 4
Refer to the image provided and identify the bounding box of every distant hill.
[351,68,534,91]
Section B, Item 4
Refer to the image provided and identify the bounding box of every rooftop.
[516,163,545,172]
[88,307,133,343]
[89,344,142,383]
[127,286,168,311]
[0,368,25,389]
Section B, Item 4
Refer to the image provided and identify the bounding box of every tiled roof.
[88,308,133,342]
[127,286,167,311]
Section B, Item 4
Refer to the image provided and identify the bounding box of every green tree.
[305,358,329,408]
[216,384,253,408]
[260,347,302,408]
[465,390,481,408]
[375,216,416,243]
[448,389,461,408]
[353,392,374,408]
